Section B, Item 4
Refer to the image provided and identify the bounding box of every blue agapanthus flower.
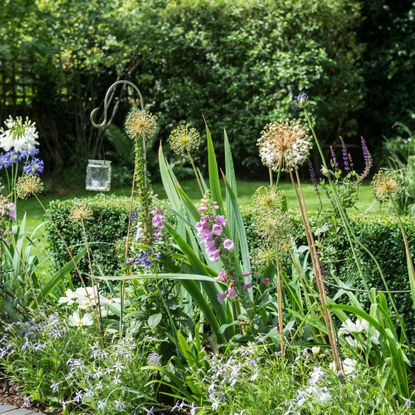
[23,157,44,175]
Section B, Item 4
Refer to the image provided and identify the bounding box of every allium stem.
[134,135,153,245]
[276,257,285,358]
[268,168,274,186]
[187,150,204,195]
[80,221,104,344]
[302,108,411,348]
[290,170,342,372]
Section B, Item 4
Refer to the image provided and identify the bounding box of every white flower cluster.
[202,346,259,411]
[0,115,39,152]
[58,286,120,327]
[339,318,380,348]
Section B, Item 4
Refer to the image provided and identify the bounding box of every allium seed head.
[372,169,402,202]
[258,120,312,172]
[16,174,43,199]
[69,202,93,222]
[169,124,201,156]
[125,108,158,140]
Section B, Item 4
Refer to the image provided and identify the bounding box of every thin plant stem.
[121,162,137,336]
[268,168,274,186]
[303,109,411,347]
[290,170,342,372]
[275,160,283,189]
[80,221,105,344]
[392,200,415,309]
[275,257,285,358]
[187,150,204,195]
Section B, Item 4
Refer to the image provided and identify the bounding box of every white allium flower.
[0,116,39,152]
[258,120,312,172]
[68,311,94,327]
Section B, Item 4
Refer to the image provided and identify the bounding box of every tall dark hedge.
[358,0,415,146]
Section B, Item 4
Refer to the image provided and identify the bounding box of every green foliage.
[359,1,415,143]
[155,339,413,414]
[0,311,158,414]
[46,195,131,277]
[0,0,363,172]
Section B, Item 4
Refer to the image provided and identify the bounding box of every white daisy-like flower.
[342,358,357,375]
[58,289,78,306]
[76,286,98,309]
[68,311,94,327]
[338,318,363,335]
[0,116,39,152]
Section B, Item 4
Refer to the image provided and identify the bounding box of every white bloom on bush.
[343,358,357,375]
[339,319,363,335]
[339,318,380,346]
[68,311,94,327]
[0,115,39,152]
[76,286,99,309]
[331,358,357,375]
[58,289,79,306]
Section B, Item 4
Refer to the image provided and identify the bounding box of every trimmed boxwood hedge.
[46,196,415,337]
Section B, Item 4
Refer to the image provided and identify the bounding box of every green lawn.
[17,180,388,234]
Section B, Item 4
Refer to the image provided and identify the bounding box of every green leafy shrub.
[46,195,131,277]
[47,196,415,339]
[0,0,363,173]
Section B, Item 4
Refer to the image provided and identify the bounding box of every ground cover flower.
[68,311,94,327]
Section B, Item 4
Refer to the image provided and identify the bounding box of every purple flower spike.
[243,282,252,290]
[339,136,350,172]
[228,286,237,298]
[359,137,373,181]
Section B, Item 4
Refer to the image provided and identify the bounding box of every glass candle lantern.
[86,160,111,192]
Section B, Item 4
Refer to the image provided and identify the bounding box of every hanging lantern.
[85,159,111,192]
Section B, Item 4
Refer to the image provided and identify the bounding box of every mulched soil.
[0,381,62,414]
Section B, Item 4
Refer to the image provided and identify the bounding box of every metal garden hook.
[90,80,144,128]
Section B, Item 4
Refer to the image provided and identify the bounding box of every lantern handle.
[90,80,144,128]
